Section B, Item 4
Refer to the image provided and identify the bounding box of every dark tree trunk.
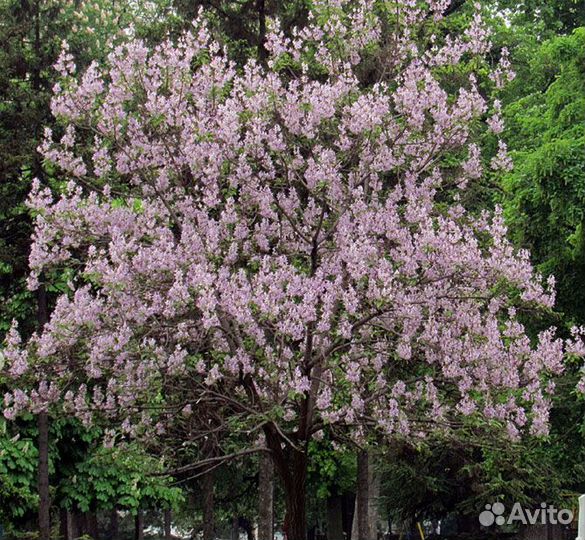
[231,516,239,540]
[202,469,215,540]
[32,0,42,91]
[283,451,308,540]
[164,509,173,540]
[367,454,380,540]
[59,509,66,540]
[258,452,274,540]
[37,284,50,540]
[110,509,119,540]
[71,512,82,539]
[164,509,172,540]
[263,424,308,540]
[88,512,100,540]
[38,412,50,540]
[246,523,254,540]
[239,517,254,540]
[60,509,73,540]
[256,0,267,64]
[341,494,354,539]
[327,496,344,540]
[78,513,88,537]
[356,451,369,540]
[135,509,144,540]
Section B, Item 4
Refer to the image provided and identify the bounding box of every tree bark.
[60,509,73,540]
[38,411,50,540]
[202,469,215,540]
[37,284,50,540]
[110,509,120,540]
[355,451,369,540]
[258,452,274,540]
[351,498,357,540]
[240,518,254,540]
[71,512,82,539]
[164,509,172,540]
[231,516,239,540]
[263,424,308,540]
[341,494,354,539]
[77,513,89,538]
[367,455,380,540]
[135,509,144,540]
[256,0,267,64]
[282,451,308,540]
[88,512,100,540]
[245,522,254,540]
[326,496,344,540]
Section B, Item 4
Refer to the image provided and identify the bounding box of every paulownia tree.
[3,1,585,538]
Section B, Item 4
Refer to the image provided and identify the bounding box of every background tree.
[501,28,585,323]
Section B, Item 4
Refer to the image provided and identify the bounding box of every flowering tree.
[3,1,585,537]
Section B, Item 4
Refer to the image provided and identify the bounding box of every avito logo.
[479,502,573,527]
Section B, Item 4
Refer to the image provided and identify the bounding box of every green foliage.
[307,438,356,500]
[0,419,38,523]
[58,443,183,513]
[380,429,578,525]
[496,0,585,35]
[502,28,585,323]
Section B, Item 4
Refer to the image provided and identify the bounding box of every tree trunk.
[231,516,239,540]
[355,451,369,540]
[351,497,357,540]
[71,512,82,539]
[284,489,306,540]
[256,0,267,64]
[164,509,172,540]
[37,284,50,540]
[60,509,74,540]
[110,509,120,540]
[240,518,254,540]
[135,509,144,540]
[38,411,50,540]
[282,451,308,540]
[263,424,308,540]
[341,494,353,539]
[367,455,380,540]
[246,522,254,540]
[258,452,274,540]
[326,496,344,540]
[88,512,100,540]
[202,469,215,540]
[77,513,89,537]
